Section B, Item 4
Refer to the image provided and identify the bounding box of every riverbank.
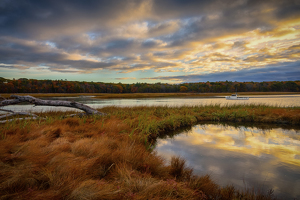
[1,105,299,199]
[1,92,300,99]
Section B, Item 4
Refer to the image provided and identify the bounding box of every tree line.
[0,77,299,93]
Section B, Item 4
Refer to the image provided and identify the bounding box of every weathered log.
[0,107,43,123]
[0,95,107,123]
[0,112,39,120]
[0,98,22,106]
[0,95,105,117]
[0,117,39,123]
[3,95,105,115]
[0,108,15,113]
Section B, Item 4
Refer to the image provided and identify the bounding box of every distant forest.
[0,77,299,93]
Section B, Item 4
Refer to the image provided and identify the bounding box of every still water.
[2,94,300,113]
[155,123,300,199]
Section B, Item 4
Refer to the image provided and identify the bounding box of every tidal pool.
[155,123,300,199]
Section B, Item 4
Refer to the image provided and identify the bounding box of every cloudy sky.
[0,0,300,83]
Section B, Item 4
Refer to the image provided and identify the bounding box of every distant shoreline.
[1,92,300,99]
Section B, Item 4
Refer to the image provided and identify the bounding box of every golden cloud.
[175,125,300,167]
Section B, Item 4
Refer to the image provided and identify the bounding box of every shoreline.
[1,91,300,99]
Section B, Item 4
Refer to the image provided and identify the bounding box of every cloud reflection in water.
[156,124,300,199]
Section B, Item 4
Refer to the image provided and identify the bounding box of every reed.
[1,104,296,199]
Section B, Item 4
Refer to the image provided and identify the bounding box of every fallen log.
[2,95,105,116]
[0,111,39,119]
[0,117,39,124]
[0,95,106,123]
[0,108,43,123]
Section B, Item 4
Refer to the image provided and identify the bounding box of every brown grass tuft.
[47,137,71,153]
[138,180,197,199]
[63,118,80,127]
[68,180,120,200]
[188,174,220,198]
[169,156,193,181]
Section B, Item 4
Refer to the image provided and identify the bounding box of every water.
[155,123,300,199]
[1,94,300,113]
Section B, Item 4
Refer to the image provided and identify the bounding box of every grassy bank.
[101,104,300,140]
[1,91,300,99]
[1,105,299,199]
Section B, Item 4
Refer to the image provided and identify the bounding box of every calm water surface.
[155,123,300,199]
[2,94,300,113]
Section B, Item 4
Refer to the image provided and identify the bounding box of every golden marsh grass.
[1,104,298,199]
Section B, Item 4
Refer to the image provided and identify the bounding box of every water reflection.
[155,123,300,199]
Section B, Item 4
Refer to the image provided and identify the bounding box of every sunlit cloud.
[156,124,300,197]
[0,0,299,82]
[181,124,300,166]
[115,77,136,80]
[157,124,300,171]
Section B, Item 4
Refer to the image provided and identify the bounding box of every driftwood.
[0,117,40,123]
[0,95,105,123]
[0,106,42,123]
[0,109,38,119]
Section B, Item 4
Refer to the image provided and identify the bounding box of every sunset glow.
[0,0,299,83]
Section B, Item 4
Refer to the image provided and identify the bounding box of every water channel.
[155,123,300,199]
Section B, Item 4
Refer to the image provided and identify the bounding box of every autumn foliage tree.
[0,77,299,94]
[179,86,188,92]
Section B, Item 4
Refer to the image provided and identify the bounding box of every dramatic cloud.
[0,0,299,82]
[143,61,300,82]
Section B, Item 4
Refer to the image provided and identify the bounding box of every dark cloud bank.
[145,61,300,82]
[0,0,300,82]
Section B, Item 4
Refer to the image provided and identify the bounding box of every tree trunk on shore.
[0,95,105,123]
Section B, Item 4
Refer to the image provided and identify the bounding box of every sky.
[0,0,300,83]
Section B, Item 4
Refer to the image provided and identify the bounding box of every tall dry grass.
[0,117,171,199]
[1,104,294,199]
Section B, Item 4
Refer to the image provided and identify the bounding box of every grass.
[1,91,299,99]
[1,104,299,199]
